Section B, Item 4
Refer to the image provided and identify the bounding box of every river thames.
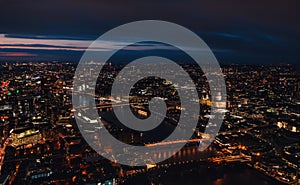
[123,163,284,185]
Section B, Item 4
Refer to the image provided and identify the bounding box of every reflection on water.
[213,178,222,185]
[162,164,283,185]
[123,163,284,185]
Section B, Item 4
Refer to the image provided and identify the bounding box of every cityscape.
[0,62,298,184]
[1,1,300,185]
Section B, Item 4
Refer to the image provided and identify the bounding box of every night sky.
[0,0,299,64]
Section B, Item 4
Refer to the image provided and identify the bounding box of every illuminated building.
[10,128,42,148]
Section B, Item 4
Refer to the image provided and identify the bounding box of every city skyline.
[0,1,299,185]
[0,61,299,184]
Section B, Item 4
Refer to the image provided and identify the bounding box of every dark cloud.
[0,0,299,64]
[1,0,299,35]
